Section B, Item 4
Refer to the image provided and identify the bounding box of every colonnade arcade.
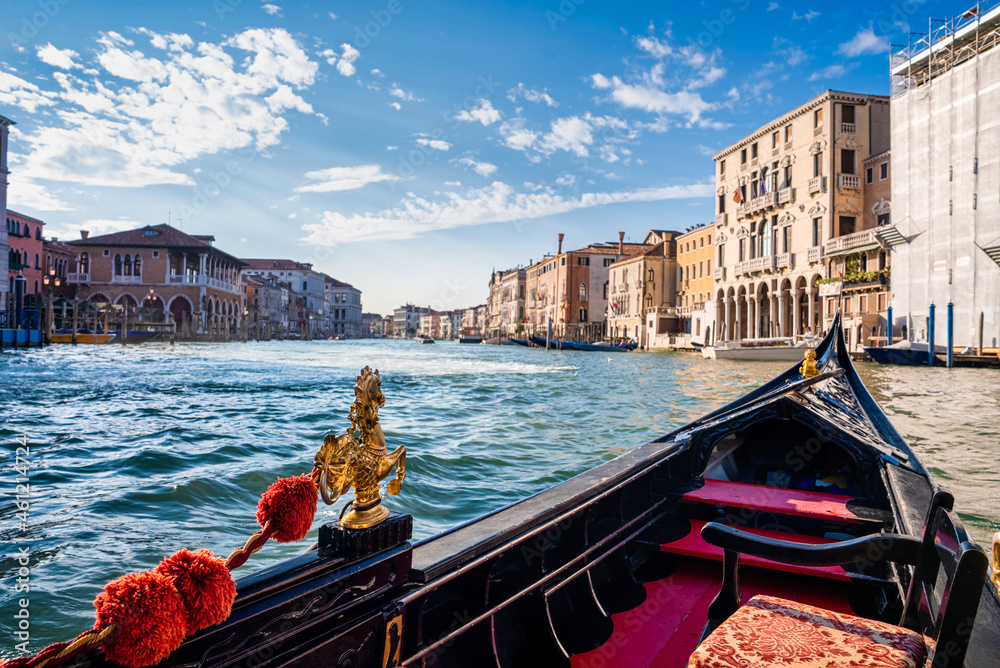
[715,274,823,341]
[167,251,240,286]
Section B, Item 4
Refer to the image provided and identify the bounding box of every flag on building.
[732,189,743,204]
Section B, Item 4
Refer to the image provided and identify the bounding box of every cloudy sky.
[1,0,958,313]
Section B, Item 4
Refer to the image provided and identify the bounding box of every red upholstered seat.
[687,595,927,668]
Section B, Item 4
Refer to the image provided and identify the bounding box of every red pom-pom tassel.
[93,571,187,667]
[156,549,236,633]
[256,474,317,543]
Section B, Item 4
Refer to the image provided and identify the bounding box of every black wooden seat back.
[900,503,989,667]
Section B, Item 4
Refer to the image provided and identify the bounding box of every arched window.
[35,253,40,269]
[36,227,41,240]
[645,294,653,309]
[34,280,39,294]
[579,307,587,322]
[648,268,654,282]
[133,254,142,277]
[114,254,122,275]
[124,254,132,276]
[79,253,90,273]
[23,224,30,238]
[579,282,587,301]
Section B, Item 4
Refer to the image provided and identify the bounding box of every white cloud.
[0,72,56,113]
[371,68,384,77]
[555,173,576,187]
[454,98,501,126]
[336,43,360,76]
[808,63,858,81]
[386,145,398,150]
[444,180,461,186]
[416,136,452,151]
[592,74,715,125]
[294,164,400,193]
[262,4,282,16]
[10,28,320,189]
[389,84,418,101]
[635,35,673,59]
[302,180,713,245]
[37,44,81,69]
[792,10,820,21]
[45,218,143,239]
[838,26,889,57]
[328,12,338,19]
[767,2,779,10]
[457,157,498,177]
[6,179,75,212]
[506,83,558,107]
[389,101,402,111]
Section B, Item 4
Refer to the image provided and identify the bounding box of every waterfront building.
[486,270,504,339]
[393,303,430,338]
[361,312,384,337]
[6,210,45,309]
[497,267,526,338]
[0,116,12,309]
[674,224,716,346]
[244,259,327,337]
[418,311,442,338]
[42,236,78,303]
[382,314,393,337]
[712,90,890,342]
[325,276,362,338]
[243,274,289,339]
[68,224,246,336]
[525,233,650,340]
[607,231,681,346]
[889,7,1000,349]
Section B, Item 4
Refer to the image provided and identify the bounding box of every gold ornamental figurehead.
[314,366,406,529]
[799,349,818,378]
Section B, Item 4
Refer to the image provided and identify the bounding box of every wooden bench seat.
[679,478,890,527]
[660,520,854,582]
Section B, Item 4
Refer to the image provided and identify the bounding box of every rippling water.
[0,340,997,651]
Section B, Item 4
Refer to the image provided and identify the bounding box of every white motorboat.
[702,337,814,361]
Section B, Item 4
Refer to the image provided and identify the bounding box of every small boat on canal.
[864,339,949,366]
[8,316,998,668]
[702,336,813,361]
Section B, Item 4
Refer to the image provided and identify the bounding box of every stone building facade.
[68,224,246,336]
[607,233,680,347]
[675,224,716,346]
[712,90,890,342]
[6,210,44,308]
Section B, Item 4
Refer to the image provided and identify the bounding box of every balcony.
[771,147,779,158]
[737,192,779,219]
[111,274,143,284]
[169,274,199,284]
[807,246,823,264]
[843,273,889,291]
[813,125,824,137]
[778,187,795,205]
[783,141,793,152]
[824,229,880,256]
[776,252,792,269]
[67,272,90,283]
[838,173,861,190]
[840,122,856,134]
[714,267,725,281]
[808,176,826,194]
[734,261,747,277]
[748,255,776,273]
[715,212,727,226]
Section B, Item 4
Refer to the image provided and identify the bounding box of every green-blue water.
[0,340,997,652]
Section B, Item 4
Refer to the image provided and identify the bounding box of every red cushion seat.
[687,595,927,668]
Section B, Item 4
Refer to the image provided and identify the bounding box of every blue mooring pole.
[886,305,893,347]
[928,302,936,367]
[946,302,954,368]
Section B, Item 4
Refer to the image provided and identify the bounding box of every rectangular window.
[813,152,822,177]
[751,143,758,160]
[814,108,823,127]
[152,251,159,258]
[772,131,779,148]
[784,125,792,142]
[838,216,856,236]
[865,166,874,184]
[561,257,566,265]
[718,193,725,214]
[783,226,791,253]
[812,217,821,246]
[879,162,888,180]
[783,165,792,189]
[840,149,855,175]
[699,261,704,278]
[740,148,747,164]
[841,104,855,124]
[720,159,726,175]
[604,258,613,267]
[700,237,704,248]
[738,238,745,262]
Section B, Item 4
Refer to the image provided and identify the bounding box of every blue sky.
[0,0,961,313]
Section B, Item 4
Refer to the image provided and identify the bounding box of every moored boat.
[8,316,998,668]
[702,336,813,361]
[49,331,115,344]
[864,339,948,366]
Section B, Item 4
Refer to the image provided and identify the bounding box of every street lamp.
[42,268,63,336]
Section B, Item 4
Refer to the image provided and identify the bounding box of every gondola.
[508,337,533,347]
[11,316,998,668]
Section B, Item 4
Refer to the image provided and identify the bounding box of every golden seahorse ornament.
[314,366,406,529]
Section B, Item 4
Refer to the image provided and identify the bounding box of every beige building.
[607,231,681,346]
[675,224,716,346]
[712,90,890,341]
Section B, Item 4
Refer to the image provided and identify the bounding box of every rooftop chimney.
[558,233,564,255]
[618,231,624,255]
[80,230,89,240]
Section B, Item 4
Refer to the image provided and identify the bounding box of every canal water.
[0,339,997,651]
